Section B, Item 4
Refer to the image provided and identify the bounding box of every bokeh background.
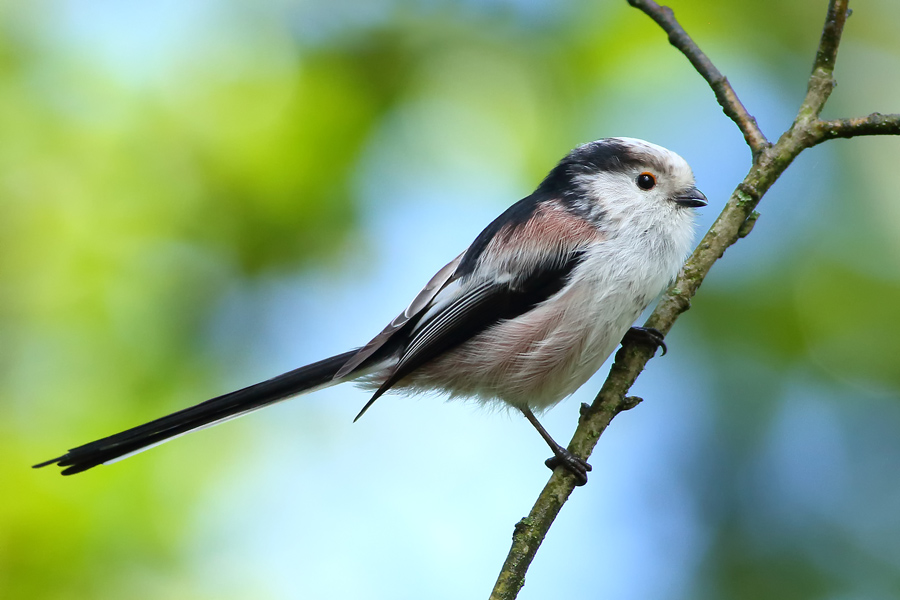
[3,1,900,598]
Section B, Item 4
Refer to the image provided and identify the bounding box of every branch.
[489,1,900,598]
[812,113,900,144]
[797,0,850,122]
[627,0,769,156]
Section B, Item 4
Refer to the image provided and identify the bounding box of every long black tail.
[34,350,358,475]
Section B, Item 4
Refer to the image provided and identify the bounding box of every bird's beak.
[673,186,707,208]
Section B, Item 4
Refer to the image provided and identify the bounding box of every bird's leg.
[622,326,667,356]
[520,407,592,486]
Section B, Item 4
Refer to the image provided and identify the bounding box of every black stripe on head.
[535,139,659,198]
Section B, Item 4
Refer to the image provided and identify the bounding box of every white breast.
[384,205,696,411]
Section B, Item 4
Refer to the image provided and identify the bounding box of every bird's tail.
[34,350,359,475]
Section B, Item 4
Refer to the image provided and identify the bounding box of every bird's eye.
[636,172,657,191]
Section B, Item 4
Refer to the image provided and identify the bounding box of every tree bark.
[489,1,900,598]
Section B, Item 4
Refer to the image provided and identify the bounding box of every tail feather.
[34,350,359,475]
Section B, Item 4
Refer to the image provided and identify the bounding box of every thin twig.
[797,0,850,122]
[488,1,900,598]
[627,0,769,156]
[813,113,900,144]
[814,0,850,76]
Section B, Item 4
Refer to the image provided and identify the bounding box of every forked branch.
[489,1,900,599]
[627,0,769,156]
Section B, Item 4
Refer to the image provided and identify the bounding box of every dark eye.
[636,172,656,190]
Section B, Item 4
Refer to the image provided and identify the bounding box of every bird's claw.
[544,449,592,486]
[623,326,667,356]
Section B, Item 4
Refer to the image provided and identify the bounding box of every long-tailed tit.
[35,137,706,483]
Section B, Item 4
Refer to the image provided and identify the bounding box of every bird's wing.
[334,252,465,379]
[351,244,590,421]
[344,194,604,420]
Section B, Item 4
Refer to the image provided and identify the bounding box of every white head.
[534,137,706,227]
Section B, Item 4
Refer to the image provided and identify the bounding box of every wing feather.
[352,249,587,421]
[334,252,464,379]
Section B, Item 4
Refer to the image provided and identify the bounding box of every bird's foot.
[623,326,667,356]
[544,449,592,486]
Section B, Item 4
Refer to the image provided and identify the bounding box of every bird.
[34,137,706,484]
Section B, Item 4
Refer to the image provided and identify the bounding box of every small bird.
[35,137,706,483]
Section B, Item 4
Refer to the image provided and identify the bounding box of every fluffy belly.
[394,284,643,411]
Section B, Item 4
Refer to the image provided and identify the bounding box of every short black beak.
[673,186,707,208]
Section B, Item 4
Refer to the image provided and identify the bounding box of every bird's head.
[537,137,707,225]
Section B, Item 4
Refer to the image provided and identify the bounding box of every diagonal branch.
[627,0,769,156]
[489,1,900,599]
[814,0,849,68]
[797,0,850,122]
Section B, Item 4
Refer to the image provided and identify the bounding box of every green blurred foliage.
[2,0,899,599]
[0,3,397,597]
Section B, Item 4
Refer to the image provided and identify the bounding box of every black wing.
[352,248,586,420]
[334,252,464,380]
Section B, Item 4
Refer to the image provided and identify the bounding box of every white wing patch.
[398,279,497,365]
[333,252,464,379]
